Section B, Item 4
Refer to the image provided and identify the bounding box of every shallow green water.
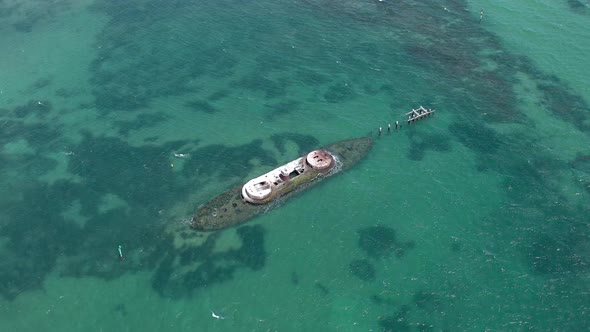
[0,0,589,331]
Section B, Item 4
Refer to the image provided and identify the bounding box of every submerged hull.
[191,137,373,231]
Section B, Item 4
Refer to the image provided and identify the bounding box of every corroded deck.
[191,137,373,231]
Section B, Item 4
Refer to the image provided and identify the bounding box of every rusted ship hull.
[191,137,373,231]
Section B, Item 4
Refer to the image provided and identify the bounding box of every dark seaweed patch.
[12,100,52,119]
[0,119,62,153]
[55,87,82,98]
[28,77,53,91]
[185,100,219,114]
[567,0,588,13]
[295,69,331,86]
[270,132,319,156]
[378,305,412,332]
[349,259,376,281]
[9,0,71,33]
[413,290,444,313]
[448,121,503,155]
[405,43,478,79]
[181,139,277,180]
[0,180,84,300]
[537,79,590,132]
[264,100,301,120]
[152,225,266,297]
[92,85,150,111]
[484,150,590,281]
[450,239,462,252]
[113,303,128,316]
[499,152,570,208]
[357,225,414,259]
[323,82,355,103]
[197,46,239,79]
[62,207,159,280]
[527,234,589,275]
[571,154,590,194]
[233,225,266,270]
[114,112,171,136]
[88,1,239,112]
[406,131,452,161]
[207,89,231,101]
[314,282,330,296]
[378,302,437,332]
[370,294,397,306]
[571,154,590,170]
[473,71,526,124]
[230,74,287,99]
[143,136,159,143]
[12,20,33,33]
[68,132,185,209]
[0,2,22,18]
[353,231,444,329]
[254,53,291,73]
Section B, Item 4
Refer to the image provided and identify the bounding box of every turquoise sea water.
[1,0,589,331]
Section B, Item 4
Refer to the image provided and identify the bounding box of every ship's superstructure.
[191,137,372,231]
[241,149,335,204]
